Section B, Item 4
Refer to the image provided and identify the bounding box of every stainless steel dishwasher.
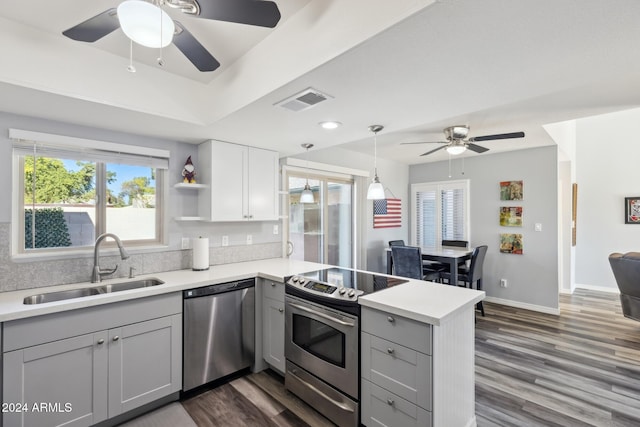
[183,278,255,392]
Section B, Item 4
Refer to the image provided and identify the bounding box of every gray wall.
[410,146,559,311]
[0,111,279,292]
[575,108,640,289]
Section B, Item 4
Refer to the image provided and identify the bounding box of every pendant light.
[367,125,386,200]
[300,143,315,204]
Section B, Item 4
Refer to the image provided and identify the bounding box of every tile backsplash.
[0,223,281,292]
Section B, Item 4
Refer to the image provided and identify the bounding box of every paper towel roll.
[192,237,210,271]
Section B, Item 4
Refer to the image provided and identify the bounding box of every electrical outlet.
[222,236,229,247]
[500,278,508,288]
[181,237,190,250]
[246,234,253,245]
[535,223,542,232]
[273,225,279,235]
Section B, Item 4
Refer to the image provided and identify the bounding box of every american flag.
[373,198,402,228]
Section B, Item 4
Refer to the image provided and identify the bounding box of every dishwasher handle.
[183,278,255,298]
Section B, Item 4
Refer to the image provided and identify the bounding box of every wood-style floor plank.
[125,289,640,427]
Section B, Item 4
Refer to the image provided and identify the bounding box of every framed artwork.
[500,233,523,254]
[500,206,523,227]
[625,197,640,224]
[500,180,523,200]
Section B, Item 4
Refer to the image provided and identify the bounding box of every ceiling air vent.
[274,88,333,112]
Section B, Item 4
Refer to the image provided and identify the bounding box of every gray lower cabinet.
[2,293,182,427]
[360,307,433,427]
[261,280,285,374]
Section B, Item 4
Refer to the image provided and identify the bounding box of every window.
[411,180,469,247]
[12,129,168,254]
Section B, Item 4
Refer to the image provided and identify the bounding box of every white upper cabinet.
[198,140,279,222]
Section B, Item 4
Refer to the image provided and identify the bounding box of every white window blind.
[411,180,469,246]
[10,128,170,169]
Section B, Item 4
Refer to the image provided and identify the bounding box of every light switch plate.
[181,237,190,250]
[246,235,253,245]
[534,223,542,232]
[273,225,279,235]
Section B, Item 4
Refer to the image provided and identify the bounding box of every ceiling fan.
[62,0,281,72]
[401,125,525,156]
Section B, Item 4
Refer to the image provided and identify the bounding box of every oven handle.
[288,302,356,327]
[288,367,356,413]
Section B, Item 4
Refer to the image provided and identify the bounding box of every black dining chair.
[442,240,469,248]
[439,245,487,316]
[390,245,441,281]
[388,240,406,247]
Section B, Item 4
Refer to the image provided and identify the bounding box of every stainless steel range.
[284,267,408,427]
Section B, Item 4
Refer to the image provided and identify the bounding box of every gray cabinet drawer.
[263,279,285,302]
[361,379,432,427]
[361,307,432,354]
[361,333,432,410]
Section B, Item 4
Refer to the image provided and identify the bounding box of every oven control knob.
[299,278,306,285]
[292,276,299,283]
[338,287,346,295]
[348,289,356,298]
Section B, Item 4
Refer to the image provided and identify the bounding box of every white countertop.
[0,258,484,325]
[0,258,324,322]
[358,280,485,325]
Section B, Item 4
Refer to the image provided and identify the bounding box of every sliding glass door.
[287,174,353,267]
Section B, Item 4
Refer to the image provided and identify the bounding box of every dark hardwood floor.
[122,289,640,427]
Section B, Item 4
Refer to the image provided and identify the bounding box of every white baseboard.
[574,283,620,294]
[483,296,560,315]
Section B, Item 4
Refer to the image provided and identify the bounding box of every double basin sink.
[23,278,165,305]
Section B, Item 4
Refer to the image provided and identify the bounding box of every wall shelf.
[174,183,208,189]
[174,216,206,222]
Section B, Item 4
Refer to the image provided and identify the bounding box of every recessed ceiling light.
[319,121,342,130]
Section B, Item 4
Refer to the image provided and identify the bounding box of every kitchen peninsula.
[0,258,483,427]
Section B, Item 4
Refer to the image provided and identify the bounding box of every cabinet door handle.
[112,336,120,342]
[97,339,105,345]
[387,398,395,406]
[278,308,284,313]
[387,347,395,354]
[387,316,395,323]
[271,283,276,287]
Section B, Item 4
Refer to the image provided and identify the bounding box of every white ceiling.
[1,0,639,164]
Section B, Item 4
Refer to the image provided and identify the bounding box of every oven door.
[285,295,359,399]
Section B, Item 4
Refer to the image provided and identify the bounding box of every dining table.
[386,245,474,287]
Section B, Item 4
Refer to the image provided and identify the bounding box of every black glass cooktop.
[297,267,408,296]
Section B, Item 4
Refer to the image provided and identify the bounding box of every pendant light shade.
[300,183,314,203]
[300,143,315,204]
[367,125,386,200]
[118,0,175,48]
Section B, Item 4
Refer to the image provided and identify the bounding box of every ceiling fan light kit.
[118,1,175,48]
[367,125,386,200]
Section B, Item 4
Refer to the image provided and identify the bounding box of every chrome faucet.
[91,233,130,283]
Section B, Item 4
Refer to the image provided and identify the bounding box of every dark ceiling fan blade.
[466,143,489,153]
[469,131,525,142]
[62,8,119,42]
[420,145,448,156]
[197,0,281,28]
[400,141,448,145]
[173,22,220,72]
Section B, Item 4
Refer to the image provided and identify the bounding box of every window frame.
[11,129,168,257]
[410,179,470,247]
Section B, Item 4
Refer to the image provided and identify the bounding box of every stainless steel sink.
[23,278,165,305]
[97,279,164,293]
